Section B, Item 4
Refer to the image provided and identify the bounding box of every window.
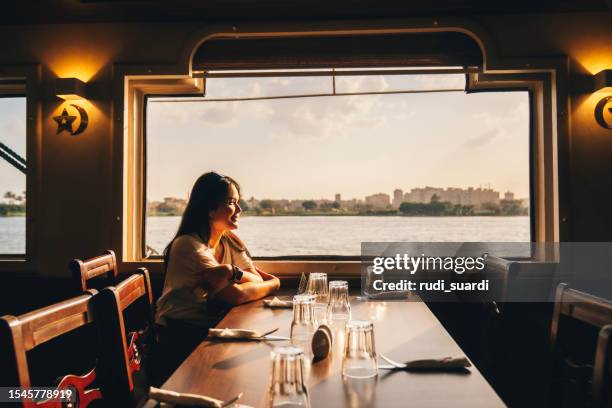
[0,95,27,255]
[143,68,531,258]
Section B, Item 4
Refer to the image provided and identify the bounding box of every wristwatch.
[230,264,244,283]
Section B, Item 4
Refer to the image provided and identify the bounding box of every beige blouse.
[155,231,255,327]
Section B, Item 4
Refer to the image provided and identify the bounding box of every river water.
[145,215,530,257]
[0,216,530,256]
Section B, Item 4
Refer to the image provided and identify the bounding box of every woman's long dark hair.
[163,172,240,270]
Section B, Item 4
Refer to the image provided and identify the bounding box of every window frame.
[142,82,534,262]
[115,24,567,277]
[0,93,27,258]
[0,65,40,272]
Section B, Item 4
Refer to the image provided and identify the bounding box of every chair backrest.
[70,250,118,292]
[550,283,612,407]
[593,324,612,408]
[551,283,612,349]
[92,268,154,407]
[0,290,102,408]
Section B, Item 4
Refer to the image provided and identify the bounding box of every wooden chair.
[593,324,612,408]
[550,283,612,408]
[92,268,155,407]
[70,250,118,292]
[0,290,102,408]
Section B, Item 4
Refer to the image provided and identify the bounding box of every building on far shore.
[365,193,391,209]
[403,186,500,209]
[392,189,403,208]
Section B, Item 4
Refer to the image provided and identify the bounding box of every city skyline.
[147,184,526,206]
[146,183,528,217]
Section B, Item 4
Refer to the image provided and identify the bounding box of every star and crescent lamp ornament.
[53,77,89,136]
[53,104,89,136]
[593,70,612,130]
[594,96,612,130]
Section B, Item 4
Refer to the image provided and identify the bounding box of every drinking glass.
[343,376,377,408]
[306,273,329,323]
[342,320,378,379]
[363,265,384,298]
[327,280,351,325]
[266,346,311,408]
[290,294,318,357]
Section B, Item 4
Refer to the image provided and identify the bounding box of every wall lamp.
[594,70,612,93]
[55,77,87,100]
[593,70,611,129]
[53,77,89,135]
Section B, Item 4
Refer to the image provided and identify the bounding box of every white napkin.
[403,356,471,369]
[263,297,293,308]
[149,387,224,408]
[208,328,262,339]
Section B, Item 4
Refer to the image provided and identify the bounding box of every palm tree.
[302,200,317,211]
[4,191,15,205]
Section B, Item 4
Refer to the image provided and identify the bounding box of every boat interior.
[0,1,611,407]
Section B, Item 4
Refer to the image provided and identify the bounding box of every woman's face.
[209,183,242,232]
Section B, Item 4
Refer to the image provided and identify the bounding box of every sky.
[146,73,530,202]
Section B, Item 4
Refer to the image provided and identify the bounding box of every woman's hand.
[240,270,264,283]
[256,267,277,281]
[256,268,280,290]
[215,268,280,305]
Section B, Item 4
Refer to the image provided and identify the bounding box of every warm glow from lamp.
[47,50,108,83]
[574,47,612,76]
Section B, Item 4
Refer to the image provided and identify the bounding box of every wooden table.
[158,296,506,407]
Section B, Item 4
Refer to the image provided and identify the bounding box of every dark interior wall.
[0,12,609,280]
[0,22,201,277]
[0,10,610,332]
[0,11,608,330]
[477,13,612,241]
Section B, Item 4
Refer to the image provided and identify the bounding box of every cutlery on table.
[253,327,290,341]
[259,327,279,337]
[379,353,407,369]
[149,387,243,407]
[221,393,244,407]
[256,335,291,341]
[208,327,289,341]
[378,353,471,370]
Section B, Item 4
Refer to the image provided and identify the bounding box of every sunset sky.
[146,73,530,202]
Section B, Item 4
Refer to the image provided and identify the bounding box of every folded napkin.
[149,386,224,408]
[403,356,471,370]
[263,297,293,308]
[208,328,262,339]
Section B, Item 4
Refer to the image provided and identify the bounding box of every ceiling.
[1,0,610,25]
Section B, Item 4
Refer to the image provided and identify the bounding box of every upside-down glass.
[342,320,378,379]
[306,273,329,323]
[327,280,351,324]
[290,294,318,357]
[266,346,311,408]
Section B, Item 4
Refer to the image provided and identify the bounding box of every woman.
[154,172,280,381]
